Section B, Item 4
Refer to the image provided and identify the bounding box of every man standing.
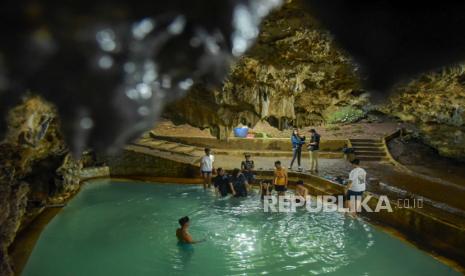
[213,168,231,197]
[345,159,367,216]
[200,148,214,189]
[307,129,320,173]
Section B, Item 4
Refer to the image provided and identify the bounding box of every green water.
[23,179,459,276]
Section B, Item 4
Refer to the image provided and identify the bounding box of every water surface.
[24,179,459,275]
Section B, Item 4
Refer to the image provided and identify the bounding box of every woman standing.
[289,128,305,171]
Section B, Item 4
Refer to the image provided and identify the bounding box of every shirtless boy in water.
[176,216,204,244]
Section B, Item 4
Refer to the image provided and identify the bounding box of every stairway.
[349,138,388,161]
[132,137,203,157]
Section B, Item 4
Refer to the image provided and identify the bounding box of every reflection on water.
[23,180,459,276]
[174,242,194,271]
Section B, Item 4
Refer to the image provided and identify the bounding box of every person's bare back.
[176,227,193,244]
[176,216,204,244]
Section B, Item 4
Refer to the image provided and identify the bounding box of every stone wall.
[100,149,199,178]
[152,134,347,152]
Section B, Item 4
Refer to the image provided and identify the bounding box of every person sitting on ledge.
[213,168,231,197]
[229,168,248,197]
[241,153,256,184]
[273,161,288,196]
[295,180,309,204]
[260,179,273,200]
[176,216,204,244]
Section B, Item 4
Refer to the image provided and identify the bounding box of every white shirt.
[200,154,214,172]
[348,167,366,192]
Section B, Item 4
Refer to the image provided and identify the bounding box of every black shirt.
[308,133,320,151]
[213,175,231,197]
[231,174,248,197]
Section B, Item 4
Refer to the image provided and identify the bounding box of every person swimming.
[176,216,204,244]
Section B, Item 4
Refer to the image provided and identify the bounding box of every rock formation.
[382,66,465,159]
[165,0,465,160]
[0,96,81,276]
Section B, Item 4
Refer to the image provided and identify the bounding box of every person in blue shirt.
[289,128,306,171]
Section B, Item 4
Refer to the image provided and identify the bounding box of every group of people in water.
[177,128,367,244]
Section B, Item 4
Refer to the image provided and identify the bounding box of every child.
[273,161,288,195]
[241,153,255,184]
[295,180,309,204]
[200,148,214,189]
[260,180,273,200]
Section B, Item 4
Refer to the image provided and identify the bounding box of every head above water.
[179,216,190,227]
[350,159,361,166]
[204,148,211,155]
[232,168,241,177]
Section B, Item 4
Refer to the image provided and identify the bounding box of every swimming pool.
[23,179,459,275]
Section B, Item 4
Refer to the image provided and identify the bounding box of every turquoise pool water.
[24,179,459,275]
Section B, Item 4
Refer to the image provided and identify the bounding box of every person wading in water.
[176,216,205,244]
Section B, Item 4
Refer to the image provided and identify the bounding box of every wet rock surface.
[0,97,81,276]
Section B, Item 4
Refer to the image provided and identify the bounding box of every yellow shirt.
[274,168,287,186]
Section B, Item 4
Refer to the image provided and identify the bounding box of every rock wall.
[0,96,81,276]
[165,0,367,139]
[382,66,465,160]
[164,0,465,160]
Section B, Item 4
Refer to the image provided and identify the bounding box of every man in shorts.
[345,159,367,216]
[200,148,214,189]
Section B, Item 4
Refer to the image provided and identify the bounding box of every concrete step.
[350,142,384,147]
[170,145,198,155]
[350,138,382,143]
[356,155,388,161]
[147,140,168,147]
[354,151,386,156]
[156,142,181,150]
[352,146,384,151]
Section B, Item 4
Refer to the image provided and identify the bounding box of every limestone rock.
[0,96,81,275]
[383,67,465,160]
[165,0,366,138]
